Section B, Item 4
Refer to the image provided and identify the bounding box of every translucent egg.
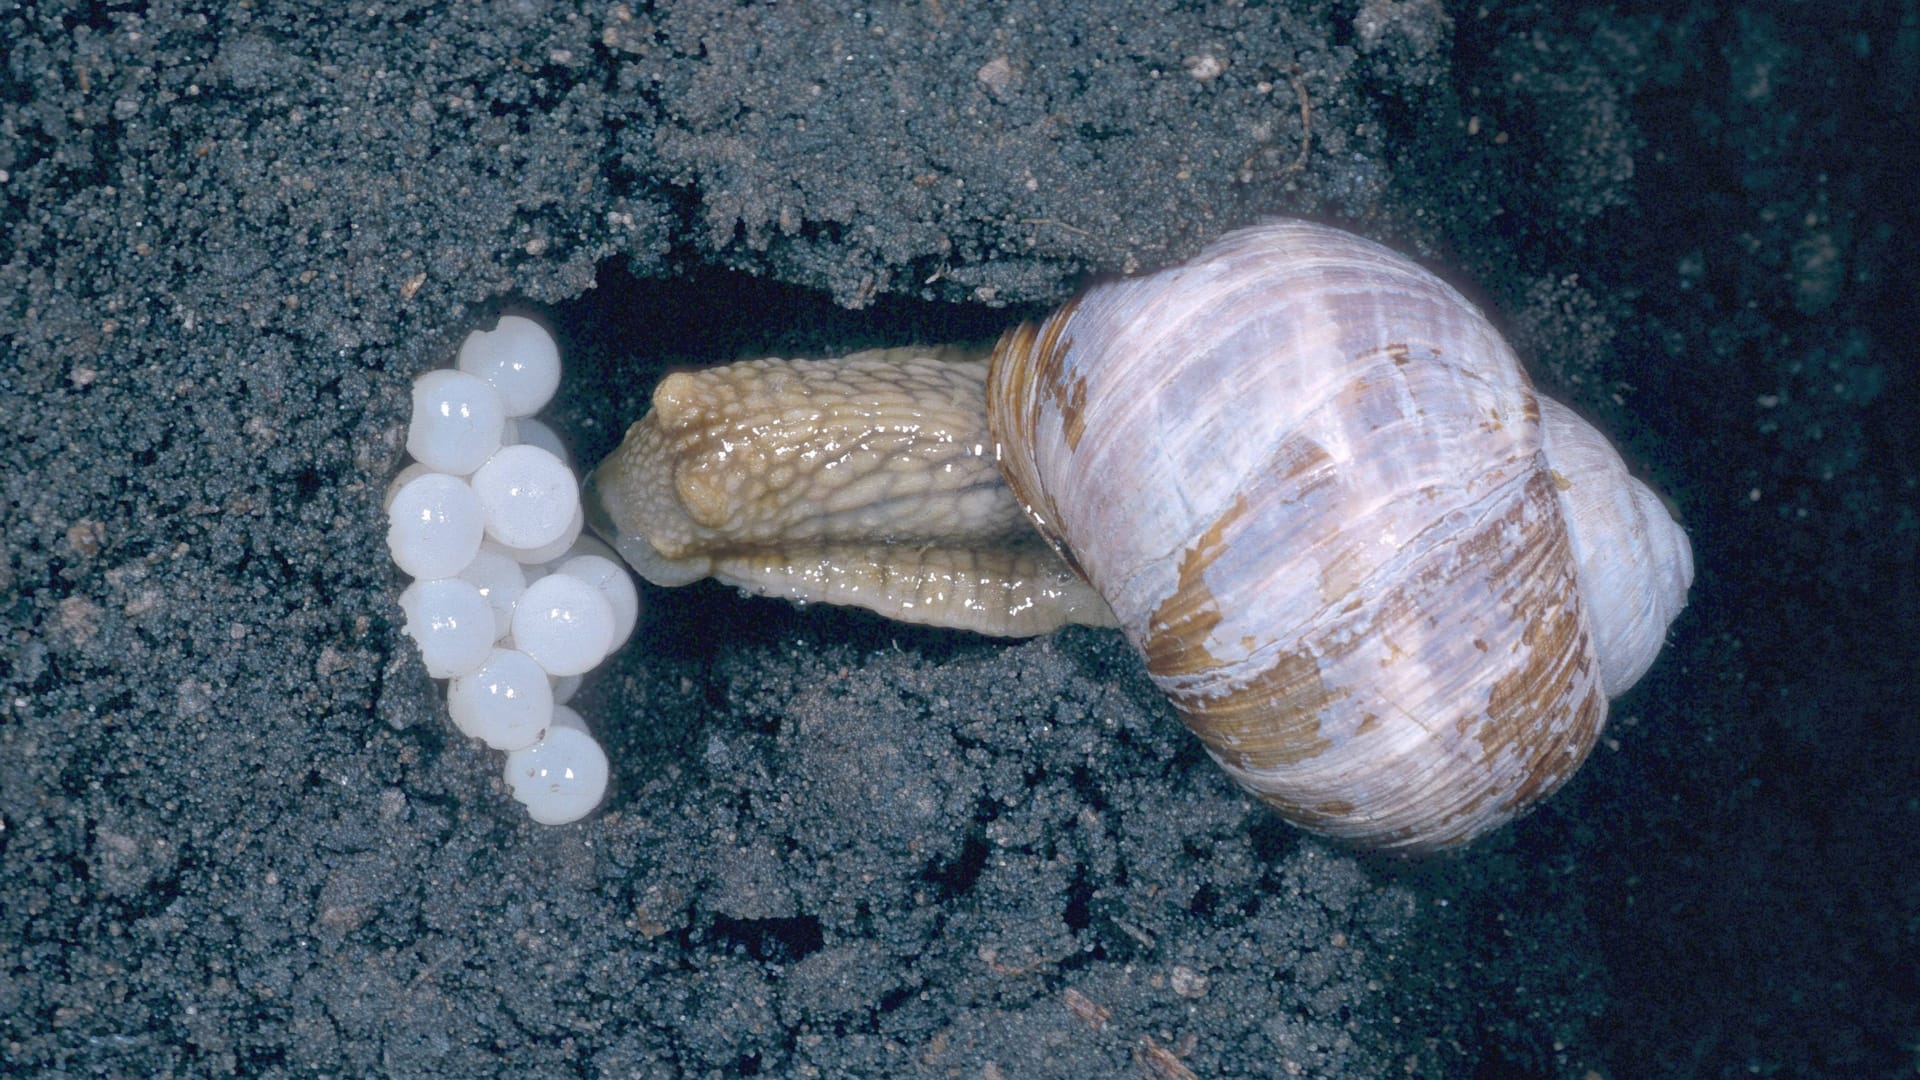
[447,648,553,750]
[559,533,621,566]
[386,473,485,580]
[406,369,507,475]
[470,444,578,550]
[511,573,615,676]
[456,315,561,417]
[504,705,609,825]
[456,542,528,640]
[554,554,641,652]
[509,416,572,470]
[397,578,495,679]
[502,505,583,566]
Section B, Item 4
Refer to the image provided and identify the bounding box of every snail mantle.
[585,220,1695,854]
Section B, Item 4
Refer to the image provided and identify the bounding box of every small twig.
[1063,987,1111,1030]
[1138,1035,1202,1080]
[1277,65,1313,179]
[1018,217,1094,238]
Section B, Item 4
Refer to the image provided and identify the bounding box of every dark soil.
[3,1,1913,1076]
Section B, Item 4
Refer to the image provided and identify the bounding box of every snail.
[584,220,1694,852]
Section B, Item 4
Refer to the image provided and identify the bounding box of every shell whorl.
[989,220,1620,851]
[1538,396,1695,697]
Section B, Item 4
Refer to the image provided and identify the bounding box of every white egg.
[470,444,579,550]
[511,573,615,677]
[504,705,609,825]
[405,369,507,475]
[457,314,562,418]
[554,554,640,652]
[397,578,495,679]
[386,473,484,580]
[447,648,553,750]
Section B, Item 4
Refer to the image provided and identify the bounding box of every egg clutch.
[385,316,631,825]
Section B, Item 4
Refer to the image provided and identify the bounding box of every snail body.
[582,345,1116,636]
[588,220,1693,852]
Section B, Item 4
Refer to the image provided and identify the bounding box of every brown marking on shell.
[1353,342,1415,364]
[1317,545,1370,609]
[991,295,1088,453]
[1263,434,1339,494]
[988,302,1090,569]
[1139,493,1249,677]
[1251,795,1360,832]
[1031,296,1089,451]
[1480,499,1606,813]
[986,321,1051,538]
[989,322,1040,421]
[1173,647,1339,771]
[1504,678,1605,814]
[1425,471,1605,840]
[1176,463,1609,851]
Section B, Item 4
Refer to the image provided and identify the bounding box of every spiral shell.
[988,220,1688,851]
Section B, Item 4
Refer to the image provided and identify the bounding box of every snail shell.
[588,220,1693,852]
[988,220,1690,850]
